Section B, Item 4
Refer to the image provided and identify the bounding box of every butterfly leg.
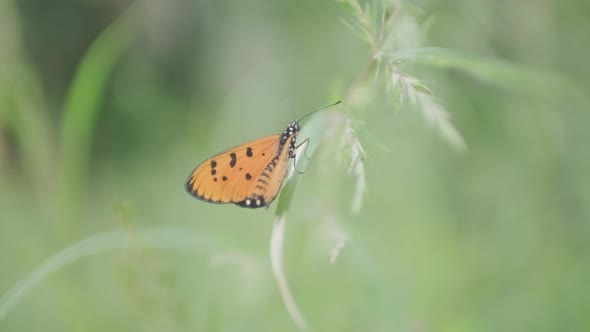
[296,138,312,160]
[292,138,311,174]
[292,153,304,174]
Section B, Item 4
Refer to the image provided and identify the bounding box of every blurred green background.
[1,0,589,331]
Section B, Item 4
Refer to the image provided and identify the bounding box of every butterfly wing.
[185,133,294,208]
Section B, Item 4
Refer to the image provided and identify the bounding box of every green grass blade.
[0,227,222,321]
[0,0,54,204]
[382,47,581,97]
[57,4,138,237]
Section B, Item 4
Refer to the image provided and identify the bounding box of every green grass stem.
[57,4,138,239]
[0,227,222,321]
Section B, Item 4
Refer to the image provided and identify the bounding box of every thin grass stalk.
[57,4,138,240]
[0,227,221,320]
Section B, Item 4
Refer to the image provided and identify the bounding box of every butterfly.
[185,101,341,208]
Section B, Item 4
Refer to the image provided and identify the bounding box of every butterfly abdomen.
[237,138,294,208]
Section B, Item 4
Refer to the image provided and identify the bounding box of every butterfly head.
[291,121,301,133]
[281,122,300,143]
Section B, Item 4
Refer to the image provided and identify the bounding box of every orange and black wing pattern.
[185,122,300,208]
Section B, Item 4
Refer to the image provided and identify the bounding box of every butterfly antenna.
[297,100,342,123]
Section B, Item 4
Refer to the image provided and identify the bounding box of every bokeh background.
[1,0,589,331]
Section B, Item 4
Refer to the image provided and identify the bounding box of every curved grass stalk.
[269,109,337,331]
[381,47,581,98]
[57,3,139,238]
[270,214,309,331]
[0,227,221,320]
[0,0,53,206]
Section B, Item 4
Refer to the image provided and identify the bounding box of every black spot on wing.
[229,152,237,167]
[222,176,228,181]
[211,160,217,168]
[245,173,252,180]
[211,169,217,175]
[246,147,253,157]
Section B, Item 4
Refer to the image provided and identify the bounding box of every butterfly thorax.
[280,121,300,158]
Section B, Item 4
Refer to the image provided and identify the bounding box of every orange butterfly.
[185,101,340,208]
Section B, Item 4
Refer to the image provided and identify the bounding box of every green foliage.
[58,3,139,239]
[1,0,590,331]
